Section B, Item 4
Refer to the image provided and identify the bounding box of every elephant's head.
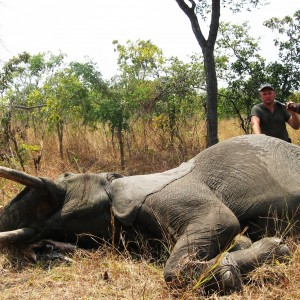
[0,158,195,246]
[0,167,121,246]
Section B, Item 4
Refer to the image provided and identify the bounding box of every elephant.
[0,134,299,294]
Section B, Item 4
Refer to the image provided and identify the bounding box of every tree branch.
[9,104,46,110]
[175,0,207,49]
[175,0,195,16]
[208,0,221,47]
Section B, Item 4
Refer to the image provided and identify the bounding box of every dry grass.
[1,118,300,299]
[0,248,173,300]
[1,244,300,300]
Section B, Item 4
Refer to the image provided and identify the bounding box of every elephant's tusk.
[0,167,45,189]
[0,228,37,244]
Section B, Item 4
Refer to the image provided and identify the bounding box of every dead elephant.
[0,134,298,293]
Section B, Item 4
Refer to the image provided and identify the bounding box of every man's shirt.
[251,101,291,142]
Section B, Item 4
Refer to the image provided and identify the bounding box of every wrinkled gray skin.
[0,135,299,294]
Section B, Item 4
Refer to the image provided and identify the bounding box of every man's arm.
[250,115,261,134]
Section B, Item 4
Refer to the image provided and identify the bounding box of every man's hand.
[286,101,300,113]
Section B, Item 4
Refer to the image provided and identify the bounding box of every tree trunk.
[203,48,219,146]
[117,128,125,170]
[3,104,25,170]
[57,121,64,161]
[175,0,220,147]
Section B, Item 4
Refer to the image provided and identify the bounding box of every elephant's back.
[194,134,300,180]
[192,134,300,217]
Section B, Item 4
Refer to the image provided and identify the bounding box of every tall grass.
[8,117,244,177]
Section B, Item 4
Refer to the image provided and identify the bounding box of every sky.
[0,0,299,80]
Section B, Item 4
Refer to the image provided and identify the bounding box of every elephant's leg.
[163,203,242,292]
[227,236,290,275]
[204,236,290,293]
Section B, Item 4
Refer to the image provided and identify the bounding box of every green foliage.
[289,92,300,102]
[111,39,165,117]
[154,55,205,140]
[18,142,40,162]
[97,95,131,133]
[216,22,266,132]
[194,0,268,18]
[0,52,109,165]
[263,10,300,99]
[0,52,31,94]
[29,53,46,76]
[43,70,88,128]
[113,39,164,80]
[215,10,300,133]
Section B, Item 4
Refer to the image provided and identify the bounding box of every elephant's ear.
[110,158,196,225]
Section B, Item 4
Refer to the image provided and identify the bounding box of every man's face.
[259,88,276,105]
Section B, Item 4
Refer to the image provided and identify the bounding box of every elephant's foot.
[219,253,242,291]
[205,252,242,294]
[165,237,290,294]
[164,252,242,294]
[229,237,290,275]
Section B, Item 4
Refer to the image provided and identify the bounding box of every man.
[250,83,300,142]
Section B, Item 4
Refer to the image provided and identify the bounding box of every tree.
[155,55,205,149]
[215,9,300,132]
[0,52,108,168]
[174,0,266,147]
[216,22,266,133]
[263,9,300,99]
[98,39,165,169]
[0,52,46,169]
[113,39,164,81]
[68,60,109,127]
[27,56,108,163]
[41,69,89,161]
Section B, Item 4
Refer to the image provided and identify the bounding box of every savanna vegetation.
[0,8,300,300]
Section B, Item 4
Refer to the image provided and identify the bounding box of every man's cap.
[258,83,274,92]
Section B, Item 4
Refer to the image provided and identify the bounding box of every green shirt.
[251,101,291,142]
